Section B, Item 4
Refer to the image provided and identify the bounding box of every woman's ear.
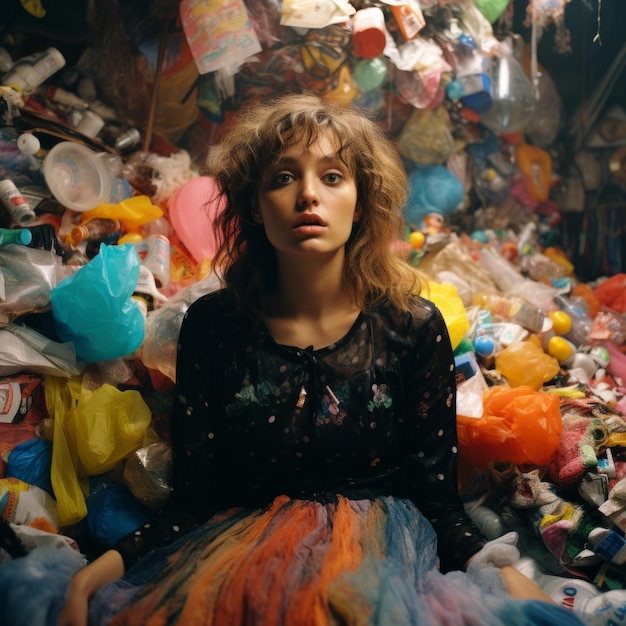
[353,204,362,223]
[251,205,263,224]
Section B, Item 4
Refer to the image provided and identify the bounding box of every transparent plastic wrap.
[0,245,62,326]
[137,270,222,382]
[123,441,173,510]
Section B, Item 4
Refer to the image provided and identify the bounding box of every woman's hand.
[58,550,125,626]
[58,585,90,626]
[499,565,556,603]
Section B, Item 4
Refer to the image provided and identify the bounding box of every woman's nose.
[297,176,319,208]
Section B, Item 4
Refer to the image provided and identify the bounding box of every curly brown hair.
[206,92,424,316]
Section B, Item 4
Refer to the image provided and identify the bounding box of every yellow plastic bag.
[424,280,470,350]
[44,375,153,526]
[495,340,560,390]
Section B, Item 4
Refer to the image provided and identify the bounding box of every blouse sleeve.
[402,300,486,572]
[113,292,225,570]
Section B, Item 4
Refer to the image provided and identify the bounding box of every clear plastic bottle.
[473,291,545,334]
[554,294,593,347]
[69,218,121,245]
[516,557,626,625]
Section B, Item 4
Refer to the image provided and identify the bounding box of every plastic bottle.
[466,504,509,540]
[0,179,36,225]
[516,557,626,625]
[479,39,536,135]
[554,294,593,348]
[79,195,162,233]
[69,218,122,245]
[473,291,545,334]
[0,227,32,247]
[1,47,66,94]
[351,8,387,59]
[132,234,171,289]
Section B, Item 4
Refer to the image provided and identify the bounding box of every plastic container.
[132,234,171,289]
[1,47,65,94]
[0,227,32,247]
[42,142,130,212]
[516,556,626,623]
[554,294,593,347]
[351,8,387,59]
[479,43,535,135]
[466,504,508,540]
[0,179,36,225]
[473,292,545,334]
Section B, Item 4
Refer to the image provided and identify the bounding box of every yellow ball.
[409,230,426,249]
[549,311,572,335]
[547,336,573,363]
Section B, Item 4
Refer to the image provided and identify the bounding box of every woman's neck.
[262,255,361,349]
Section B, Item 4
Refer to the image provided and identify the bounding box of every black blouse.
[115,289,486,572]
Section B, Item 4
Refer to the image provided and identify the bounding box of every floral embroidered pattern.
[368,383,392,412]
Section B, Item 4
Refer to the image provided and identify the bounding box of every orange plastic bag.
[457,385,562,470]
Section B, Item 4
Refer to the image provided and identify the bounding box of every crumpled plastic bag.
[457,385,562,470]
[50,243,144,363]
[423,280,469,350]
[44,375,154,526]
[495,340,560,390]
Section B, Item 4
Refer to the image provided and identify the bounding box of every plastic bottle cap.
[474,334,496,357]
[549,310,572,335]
[17,133,40,155]
[547,336,573,363]
[351,8,387,59]
[19,228,33,245]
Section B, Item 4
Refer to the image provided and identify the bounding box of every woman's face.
[256,132,359,261]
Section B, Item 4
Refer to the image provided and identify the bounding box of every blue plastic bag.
[404,165,465,228]
[50,243,144,362]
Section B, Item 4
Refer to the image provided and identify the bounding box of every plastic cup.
[43,142,115,212]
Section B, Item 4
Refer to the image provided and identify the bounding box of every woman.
[60,93,582,625]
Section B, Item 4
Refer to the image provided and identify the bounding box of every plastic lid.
[43,142,111,212]
[19,228,32,245]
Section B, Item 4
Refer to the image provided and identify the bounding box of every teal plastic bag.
[51,243,144,362]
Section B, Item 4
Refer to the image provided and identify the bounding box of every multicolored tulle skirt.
[89,495,584,626]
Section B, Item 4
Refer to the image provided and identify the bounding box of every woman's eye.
[272,172,293,185]
[325,172,343,184]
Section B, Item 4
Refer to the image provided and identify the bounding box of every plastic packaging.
[457,385,562,469]
[50,243,144,362]
[44,376,153,525]
[479,43,536,135]
[0,179,36,225]
[42,142,130,212]
[495,340,561,390]
[123,441,173,510]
